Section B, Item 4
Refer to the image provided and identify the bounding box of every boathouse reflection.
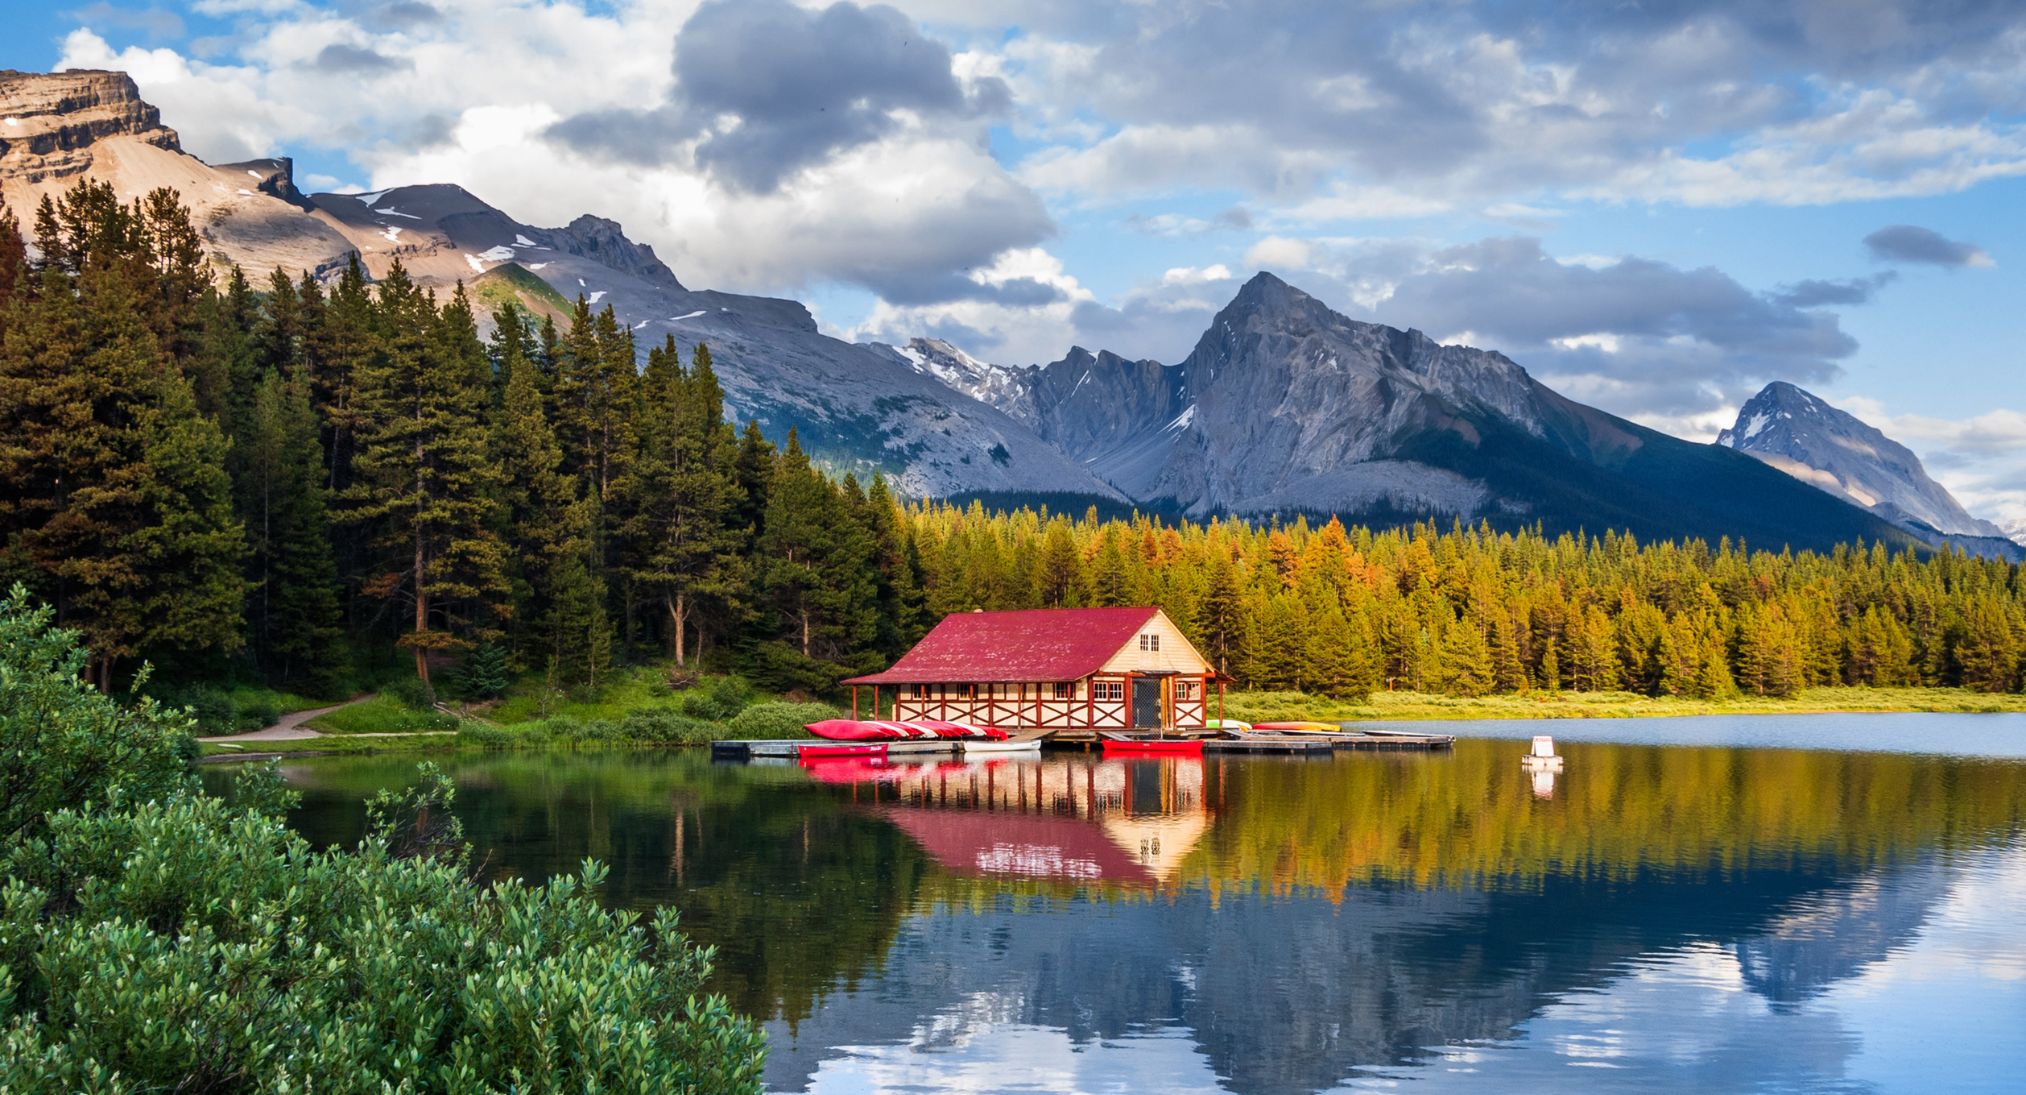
[805,755,1211,886]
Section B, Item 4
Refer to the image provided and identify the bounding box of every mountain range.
[3,68,2013,556]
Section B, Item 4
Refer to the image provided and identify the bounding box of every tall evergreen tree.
[494,306,608,686]
[242,368,349,694]
[621,339,745,666]
[344,271,509,686]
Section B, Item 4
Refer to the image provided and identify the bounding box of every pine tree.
[344,270,509,686]
[494,306,607,686]
[753,431,873,686]
[1036,520,1086,607]
[1430,616,1495,697]
[861,473,926,660]
[621,339,745,666]
[1197,547,1244,675]
[242,368,349,695]
[1304,600,1377,699]
[1957,597,2021,693]
[0,183,246,688]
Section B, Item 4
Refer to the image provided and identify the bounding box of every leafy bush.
[622,709,721,745]
[235,694,282,731]
[679,674,752,721]
[388,674,437,710]
[725,701,845,740]
[0,587,768,1091]
[0,586,194,842]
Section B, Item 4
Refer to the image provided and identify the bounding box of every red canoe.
[1099,732,1205,755]
[805,719,1008,742]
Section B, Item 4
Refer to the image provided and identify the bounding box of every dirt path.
[197,694,376,743]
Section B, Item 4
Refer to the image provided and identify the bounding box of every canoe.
[1205,718,1253,732]
[961,738,1043,755]
[911,719,1010,741]
[1099,732,1205,755]
[805,719,1007,742]
[797,741,887,760]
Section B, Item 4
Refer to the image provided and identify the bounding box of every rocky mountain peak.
[1717,381,2018,556]
[0,69,180,186]
[551,214,682,289]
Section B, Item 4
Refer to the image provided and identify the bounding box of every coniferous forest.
[4,182,2024,705]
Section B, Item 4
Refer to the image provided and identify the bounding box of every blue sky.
[4,0,2024,528]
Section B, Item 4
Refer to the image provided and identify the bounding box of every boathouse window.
[956,684,976,699]
[1138,633,1160,651]
[1175,680,1200,701]
[1052,681,1074,700]
[909,684,928,700]
[1093,680,1124,702]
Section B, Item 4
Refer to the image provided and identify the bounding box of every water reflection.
[805,756,1211,885]
[254,731,2026,1094]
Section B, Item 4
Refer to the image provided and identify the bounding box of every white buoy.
[1522,734,1564,771]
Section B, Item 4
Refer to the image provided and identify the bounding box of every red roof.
[843,606,1159,685]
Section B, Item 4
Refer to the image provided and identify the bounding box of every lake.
[239,714,2026,1094]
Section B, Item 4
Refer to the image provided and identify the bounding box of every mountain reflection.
[262,739,2026,1095]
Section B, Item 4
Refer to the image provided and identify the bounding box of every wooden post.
[852,685,860,720]
[1217,679,1225,723]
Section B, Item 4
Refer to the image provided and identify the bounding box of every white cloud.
[1832,396,2026,532]
[1160,264,1230,285]
[63,2,1048,303]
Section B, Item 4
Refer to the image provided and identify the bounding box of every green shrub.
[388,675,437,709]
[725,701,844,740]
[622,709,720,745]
[679,674,752,721]
[0,587,768,1091]
[235,695,282,731]
[0,586,194,842]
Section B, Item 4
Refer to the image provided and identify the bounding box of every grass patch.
[197,732,459,759]
[306,695,458,735]
[1222,686,2026,723]
[485,664,689,725]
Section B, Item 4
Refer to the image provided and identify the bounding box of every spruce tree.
[0,184,246,688]
[621,339,745,666]
[493,307,608,686]
[344,271,509,686]
[242,368,349,695]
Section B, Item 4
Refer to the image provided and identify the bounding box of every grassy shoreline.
[197,680,2026,761]
[1221,686,2026,724]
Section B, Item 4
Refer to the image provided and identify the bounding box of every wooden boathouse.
[843,606,1224,732]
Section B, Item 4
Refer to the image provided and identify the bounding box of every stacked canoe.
[799,718,1042,759]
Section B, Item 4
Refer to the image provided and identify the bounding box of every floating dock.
[1202,736,1334,754]
[713,728,1451,759]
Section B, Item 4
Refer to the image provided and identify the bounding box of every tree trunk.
[668,590,689,667]
[413,527,430,687]
[412,452,429,686]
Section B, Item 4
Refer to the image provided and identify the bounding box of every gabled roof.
[843,606,1161,684]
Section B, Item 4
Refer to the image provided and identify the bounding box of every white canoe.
[961,738,1044,755]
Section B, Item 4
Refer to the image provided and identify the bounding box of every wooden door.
[1132,677,1163,728]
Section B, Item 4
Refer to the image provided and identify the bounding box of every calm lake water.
[236,714,2026,1094]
